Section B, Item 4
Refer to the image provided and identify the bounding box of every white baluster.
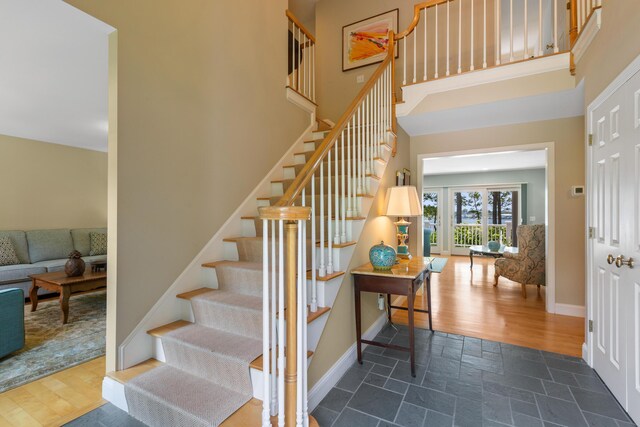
[423,8,427,81]
[483,0,487,68]
[496,0,501,65]
[302,33,307,97]
[312,44,316,101]
[538,0,543,56]
[413,26,417,83]
[262,219,270,427]
[509,0,514,62]
[310,174,317,312]
[524,0,528,60]
[301,217,309,427]
[403,36,407,85]
[270,221,277,416]
[347,121,353,218]
[435,3,439,78]
[351,115,358,217]
[341,131,347,243]
[458,0,462,74]
[357,107,362,195]
[471,0,475,71]
[297,27,301,90]
[446,0,450,76]
[296,221,303,427]
[277,220,284,427]
[327,147,333,275]
[553,0,558,52]
[334,140,339,245]
[318,162,325,277]
[290,22,294,87]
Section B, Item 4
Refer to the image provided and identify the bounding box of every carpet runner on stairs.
[124,261,264,427]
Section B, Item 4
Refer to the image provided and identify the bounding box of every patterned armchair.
[494,224,545,298]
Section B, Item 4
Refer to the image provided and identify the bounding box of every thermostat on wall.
[571,186,585,197]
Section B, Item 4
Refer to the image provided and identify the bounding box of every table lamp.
[384,186,422,260]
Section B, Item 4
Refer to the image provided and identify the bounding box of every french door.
[450,186,520,256]
[422,188,442,253]
[589,67,640,424]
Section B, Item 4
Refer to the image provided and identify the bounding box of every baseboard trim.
[582,342,589,364]
[308,314,387,412]
[103,377,128,413]
[555,303,585,318]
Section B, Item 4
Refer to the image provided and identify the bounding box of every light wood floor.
[391,255,585,357]
[0,356,106,427]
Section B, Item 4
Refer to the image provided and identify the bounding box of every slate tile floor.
[312,324,636,427]
[67,324,636,427]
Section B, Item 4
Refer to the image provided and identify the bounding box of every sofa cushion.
[0,237,19,266]
[0,264,47,283]
[0,231,30,264]
[26,229,74,263]
[71,228,107,256]
[31,259,68,273]
[89,232,107,256]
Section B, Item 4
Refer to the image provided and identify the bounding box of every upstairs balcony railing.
[287,10,316,103]
[396,0,568,87]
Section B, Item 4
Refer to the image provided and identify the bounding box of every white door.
[423,188,442,253]
[450,189,485,255]
[589,67,640,424]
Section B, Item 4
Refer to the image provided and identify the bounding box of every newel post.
[569,0,578,75]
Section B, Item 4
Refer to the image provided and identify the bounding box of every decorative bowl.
[487,241,501,252]
[369,241,396,270]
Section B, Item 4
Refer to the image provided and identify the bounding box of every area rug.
[0,290,106,393]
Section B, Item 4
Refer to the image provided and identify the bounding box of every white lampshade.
[384,186,422,217]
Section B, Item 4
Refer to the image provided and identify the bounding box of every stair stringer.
[116,118,318,371]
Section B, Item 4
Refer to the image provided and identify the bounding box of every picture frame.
[342,9,399,72]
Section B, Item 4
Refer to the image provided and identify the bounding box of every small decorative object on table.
[64,250,86,277]
[91,261,107,272]
[369,241,396,270]
[487,240,501,252]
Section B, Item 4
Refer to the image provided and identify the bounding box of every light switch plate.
[529,216,536,222]
[356,75,365,83]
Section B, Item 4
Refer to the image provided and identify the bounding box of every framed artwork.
[342,9,399,72]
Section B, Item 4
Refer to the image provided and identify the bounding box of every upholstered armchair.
[0,288,25,358]
[494,224,545,298]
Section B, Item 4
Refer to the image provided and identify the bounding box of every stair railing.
[287,10,316,103]
[572,0,601,36]
[397,0,568,87]
[258,31,397,427]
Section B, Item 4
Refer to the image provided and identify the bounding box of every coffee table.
[469,245,518,269]
[28,271,107,324]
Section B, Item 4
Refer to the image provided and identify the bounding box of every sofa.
[0,288,25,358]
[0,228,107,298]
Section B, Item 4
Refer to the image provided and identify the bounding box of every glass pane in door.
[452,191,483,248]
[423,191,439,248]
[487,190,517,247]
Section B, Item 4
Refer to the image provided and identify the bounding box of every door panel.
[451,190,484,255]
[423,188,442,253]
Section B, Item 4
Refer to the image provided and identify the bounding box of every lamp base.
[394,218,413,260]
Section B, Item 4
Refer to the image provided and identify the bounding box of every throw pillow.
[89,232,108,256]
[0,236,20,266]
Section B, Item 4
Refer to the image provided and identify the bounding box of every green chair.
[0,288,25,358]
[423,228,432,256]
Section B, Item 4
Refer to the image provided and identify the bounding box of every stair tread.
[223,236,243,243]
[250,348,314,372]
[316,240,357,248]
[107,358,163,385]
[192,289,262,312]
[307,270,346,281]
[125,364,250,427]
[202,260,262,270]
[164,324,261,358]
[177,287,215,300]
[147,320,193,337]
[278,305,330,324]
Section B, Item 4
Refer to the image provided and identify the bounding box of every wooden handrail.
[275,32,396,207]
[286,10,316,44]
[395,0,454,39]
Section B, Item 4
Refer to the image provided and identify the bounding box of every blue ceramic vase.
[487,240,501,252]
[369,241,396,270]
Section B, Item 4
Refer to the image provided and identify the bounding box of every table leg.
[470,251,474,269]
[386,293,392,324]
[408,284,416,377]
[426,273,433,331]
[355,285,363,365]
[60,287,71,324]
[29,278,39,312]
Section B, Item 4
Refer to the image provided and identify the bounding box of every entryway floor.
[391,255,584,356]
[312,324,636,427]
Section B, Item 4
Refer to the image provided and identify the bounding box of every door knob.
[607,254,616,264]
[615,255,634,269]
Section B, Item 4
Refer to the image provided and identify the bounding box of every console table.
[351,257,447,377]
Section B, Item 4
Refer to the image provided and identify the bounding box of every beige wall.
[575,1,640,104]
[66,0,309,369]
[309,126,411,388]
[410,117,586,306]
[0,134,107,230]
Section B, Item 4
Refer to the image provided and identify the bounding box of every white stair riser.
[223,241,239,261]
[307,275,343,309]
[250,358,313,401]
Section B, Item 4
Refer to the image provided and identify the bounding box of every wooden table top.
[352,257,441,279]
[28,270,107,286]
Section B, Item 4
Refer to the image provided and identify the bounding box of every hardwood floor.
[391,255,585,357]
[0,356,106,427]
